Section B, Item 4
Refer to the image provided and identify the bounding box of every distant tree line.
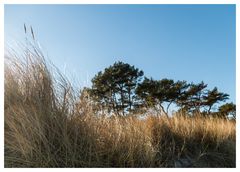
[86,61,235,119]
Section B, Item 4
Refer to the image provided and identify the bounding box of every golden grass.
[4,46,236,167]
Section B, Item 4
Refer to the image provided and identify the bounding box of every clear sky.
[4,4,236,103]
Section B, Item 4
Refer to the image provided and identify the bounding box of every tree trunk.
[120,89,125,116]
[128,87,132,112]
[207,105,212,114]
[159,103,168,118]
[166,101,173,114]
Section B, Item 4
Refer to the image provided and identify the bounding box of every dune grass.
[4,45,236,167]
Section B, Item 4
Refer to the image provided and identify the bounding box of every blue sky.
[5,5,236,103]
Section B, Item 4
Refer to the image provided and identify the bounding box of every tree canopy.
[88,61,234,119]
[90,61,143,116]
[218,103,236,119]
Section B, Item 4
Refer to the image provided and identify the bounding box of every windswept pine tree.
[136,78,189,116]
[89,61,233,118]
[203,87,229,113]
[90,61,144,116]
[176,82,207,113]
[218,102,236,119]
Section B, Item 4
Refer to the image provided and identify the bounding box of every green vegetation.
[90,61,143,116]
[218,103,236,119]
[88,61,234,118]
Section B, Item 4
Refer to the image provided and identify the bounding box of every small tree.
[218,102,236,119]
[136,78,189,116]
[90,61,143,116]
[135,77,159,110]
[176,81,207,113]
[203,87,229,113]
[165,80,189,114]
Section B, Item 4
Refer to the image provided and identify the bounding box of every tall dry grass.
[4,45,236,167]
